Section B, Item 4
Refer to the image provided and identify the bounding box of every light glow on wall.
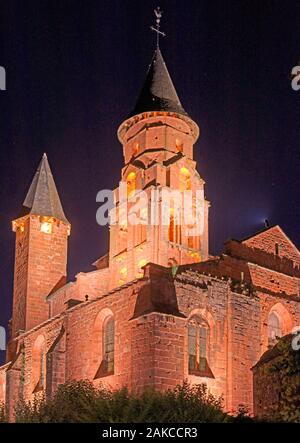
[136,258,147,278]
[126,172,136,198]
[41,221,52,234]
[179,167,191,192]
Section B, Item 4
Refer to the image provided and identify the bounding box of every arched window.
[186,200,198,249]
[188,317,210,376]
[179,167,191,192]
[168,212,175,242]
[103,317,115,375]
[93,309,115,379]
[126,172,136,198]
[188,236,194,249]
[268,312,282,346]
[32,335,46,393]
[168,209,181,244]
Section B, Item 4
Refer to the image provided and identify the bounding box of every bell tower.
[109,48,209,288]
[11,154,70,337]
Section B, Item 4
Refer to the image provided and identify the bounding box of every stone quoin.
[0,46,299,420]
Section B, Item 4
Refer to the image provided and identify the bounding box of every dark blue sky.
[1,0,300,364]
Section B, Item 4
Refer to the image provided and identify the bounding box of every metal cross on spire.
[150,6,166,48]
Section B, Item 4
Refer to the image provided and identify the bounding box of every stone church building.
[0,48,299,418]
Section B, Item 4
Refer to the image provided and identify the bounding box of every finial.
[150,6,166,48]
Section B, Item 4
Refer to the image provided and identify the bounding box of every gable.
[242,225,300,265]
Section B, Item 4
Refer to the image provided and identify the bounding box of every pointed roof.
[129,48,187,118]
[18,153,69,224]
[242,225,300,262]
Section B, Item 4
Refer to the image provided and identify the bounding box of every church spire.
[18,153,69,224]
[129,47,187,118]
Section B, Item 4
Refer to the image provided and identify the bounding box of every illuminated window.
[127,172,136,198]
[41,222,52,234]
[166,169,170,186]
[103,317,114,375]
[176,138,183,152]
[169,213,174,242]
[187,228,199,250]
[188,317,210,375]
[179,167,191,192]
[188,236,194,249]
[168,209,181,244]
[268,312,282,347]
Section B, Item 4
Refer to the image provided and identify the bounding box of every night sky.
[1,0,300,365]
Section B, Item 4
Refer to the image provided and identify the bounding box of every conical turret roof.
[18,153,69,224]
[129,48,187,117]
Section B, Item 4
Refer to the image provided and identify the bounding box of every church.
[0,44,299,419]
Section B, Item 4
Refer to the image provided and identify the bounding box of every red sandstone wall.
[65,281,144,391]
[12,218,30,336]
[3,261,300,419]
[48,268,110,317]
[248,263,299,296]
[243,226,300,265]
[175,273,230,409]
[0,365,7,403]
[25,217,69,331]
[12,215,69,337]
[148,313,185,391]
[227,292,261,413]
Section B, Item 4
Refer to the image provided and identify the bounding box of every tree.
[14,380,231,423]
[268,335,300,423]
[0,402,6,423]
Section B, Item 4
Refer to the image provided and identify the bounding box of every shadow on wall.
[131,264,186,319]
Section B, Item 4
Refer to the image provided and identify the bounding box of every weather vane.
[150,6,166,48]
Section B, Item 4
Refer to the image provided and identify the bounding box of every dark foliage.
[267,335,300,423]
[14,380,233,423]
[0,402,6,423]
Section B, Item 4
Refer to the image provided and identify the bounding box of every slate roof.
[18,153,69,224]
[129,48,187,118]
